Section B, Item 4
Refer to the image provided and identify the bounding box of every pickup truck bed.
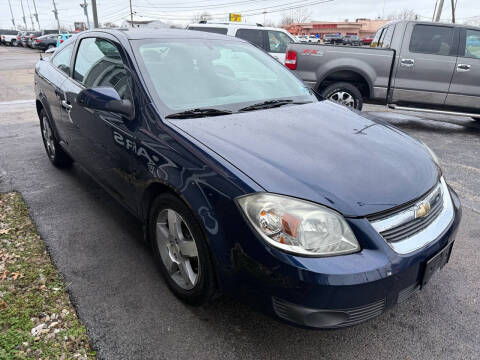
[286,20,480,119]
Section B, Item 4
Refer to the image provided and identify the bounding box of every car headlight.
[237,193,360,256]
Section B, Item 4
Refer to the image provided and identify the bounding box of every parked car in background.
[187,22,296,63]
[33,34,59,51]
[285,20,480,122]
[362,34,375,45]
[35,28,461,329]
[27,31,42,48]
[323,33,343,44]
[306,35,321,43]
[343,35,362,46]
[0,29,18,46]
[19,31,30,46]
[56,33,72,47]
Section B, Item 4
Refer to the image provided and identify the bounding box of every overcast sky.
[1,0,479,30]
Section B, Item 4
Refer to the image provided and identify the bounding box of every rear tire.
[149,194,216,305]
[39,109,72,168]
[320,82,363,110]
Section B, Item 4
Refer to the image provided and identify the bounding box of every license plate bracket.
[421,242,454,288]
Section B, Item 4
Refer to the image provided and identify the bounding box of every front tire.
[320,82,363,110]
[39,109,72,167]
[149,194,216,305]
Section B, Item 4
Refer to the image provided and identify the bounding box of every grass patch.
[0,192,95,359]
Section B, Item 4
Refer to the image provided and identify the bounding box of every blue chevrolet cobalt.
[34,29,461,328]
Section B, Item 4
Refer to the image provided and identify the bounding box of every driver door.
[61,35,138,211]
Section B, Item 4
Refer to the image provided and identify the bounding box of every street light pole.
[433,0,445,22]
[7,0,16,29]
[91,0,99,28]
[20,0,28,29]
[52,0,61,33]
[32,0,41,30]
[129,0,134,27]
[451,0,455,23]
[80,0,91,30]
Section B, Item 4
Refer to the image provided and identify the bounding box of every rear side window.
[52,43,73,75]
[235,29,264,49]
[188,27,228,35]
[371,27,384,47]
[409,25,454,56]
[267,31,292,53]
[464,29,480,59]
[378,25,395,48]
[73,38,131,100]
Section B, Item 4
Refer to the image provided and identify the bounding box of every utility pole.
[26,0,36,30]
[20,0,28,29]
[80,0,91,30]
[7,0,15,29]
[91,0,99,28]
[32,0,41,30]
[433,0,445,22]
[129,0,134,27]
[52,0,61,33]
[451,0,456,23]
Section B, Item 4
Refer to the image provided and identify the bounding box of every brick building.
[284,19,388,39]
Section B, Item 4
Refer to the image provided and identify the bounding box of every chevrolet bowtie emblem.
[415,201,431,218]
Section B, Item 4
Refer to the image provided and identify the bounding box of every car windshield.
[132,39,317,115]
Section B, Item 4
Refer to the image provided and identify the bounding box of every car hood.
[169,101,439,217]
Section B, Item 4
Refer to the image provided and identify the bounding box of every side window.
[371,27,384,48]
[188,27,228,35]
[409,25,454,56]
[73,38,131,100]
[52,43,73,75]
[464,29,480,59]
[379,25,395,48]
[235,29,264,49]
[267,31,293,53]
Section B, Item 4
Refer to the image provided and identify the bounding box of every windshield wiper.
[239,99,310,112]
[165,108,233,119]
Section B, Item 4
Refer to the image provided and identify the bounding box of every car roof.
[187,22,290,32]
[80,28,247,42]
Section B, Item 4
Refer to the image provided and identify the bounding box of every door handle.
[61,100,72,111]
[457,64,471,72]
[400,58,415,67]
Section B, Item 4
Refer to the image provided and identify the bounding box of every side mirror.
[77,87,134,121]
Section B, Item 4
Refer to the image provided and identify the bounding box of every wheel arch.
[316,68,372,100]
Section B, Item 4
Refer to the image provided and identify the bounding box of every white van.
[186,23,296,63]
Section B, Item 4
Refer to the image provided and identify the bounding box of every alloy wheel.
[328,91,355,107]
[41,115,56,158]
[156,209,200,290]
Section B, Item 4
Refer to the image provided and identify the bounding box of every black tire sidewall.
[149,194,216,305]
[39,109,72,167]
[321,82,363,110]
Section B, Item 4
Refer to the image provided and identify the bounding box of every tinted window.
[464,29,480,59]
[52,44,73,75]
[267,31,292,53]
[235,29,264,48]
[188,26,227,35]
[371,27,384,47]
[378,25,395,48]
[409,25,454,55]
[74,38,131,100]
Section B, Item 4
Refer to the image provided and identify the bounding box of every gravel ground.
[0,46,479,360]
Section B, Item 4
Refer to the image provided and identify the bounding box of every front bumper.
[225,186,461,328]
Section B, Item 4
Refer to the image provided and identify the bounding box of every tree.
[387,9,419,21]
[191,12,212,23]
[279,7,311,26]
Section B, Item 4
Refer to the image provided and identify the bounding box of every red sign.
[313,24,337,29]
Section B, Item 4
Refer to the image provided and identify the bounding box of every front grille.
[369,182,444,244]
[380,190,443,243]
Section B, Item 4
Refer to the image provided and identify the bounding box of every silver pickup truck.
[286,20,480,120]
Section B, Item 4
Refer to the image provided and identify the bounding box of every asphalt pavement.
[1,46,479,360]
